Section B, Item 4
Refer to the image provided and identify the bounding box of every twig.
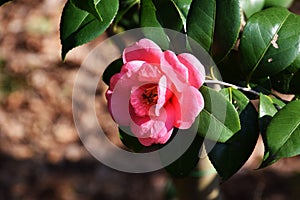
[205,80,260,96]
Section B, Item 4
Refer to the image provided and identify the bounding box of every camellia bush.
[61,0,300,180]
[2,0,300,182]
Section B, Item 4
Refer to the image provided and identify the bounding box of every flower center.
[142,85,158,105]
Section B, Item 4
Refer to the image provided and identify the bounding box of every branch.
[204,80,260,96]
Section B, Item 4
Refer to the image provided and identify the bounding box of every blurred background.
[1,0,300,199]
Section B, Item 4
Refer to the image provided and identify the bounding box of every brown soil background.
[1,0,300,199]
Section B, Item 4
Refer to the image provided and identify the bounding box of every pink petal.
[123,38,163,64]
[160,52,187,92]
[177,53,206,88]
[138,128,173,146]
[164,51,189,81]
[173,86,204,129]
[136,63,162,82]
[108,63,145,125]
[130,103,176,146]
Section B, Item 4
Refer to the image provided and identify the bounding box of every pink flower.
[106,39,205,146]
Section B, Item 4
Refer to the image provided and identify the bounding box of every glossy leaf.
[208,102,259,180]
[220,87,250,115]
[270,68,295,94]
[240,7,300,81]
[114,0,139,29]
[140,0,169,49]
[198,86,241,142]
[60,0,119,60]
[171,0,192,29]
[187,0,241,62]
[152,0,183,31]
[264,0,294,8]
[259,94,277,118]
[290,70,300,95]
[240,0,265,18]
[70,0,103,21]
[259,94,285,159]
[102,58,123,86]
[261,100,300,167]
[187,0,215,52]
[165,134,203,177]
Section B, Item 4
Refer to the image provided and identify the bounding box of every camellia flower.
[106,38,205,146]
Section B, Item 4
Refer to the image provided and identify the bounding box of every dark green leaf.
[187,0,241,62]
[171,0,193,28]
[0,0,11,6]
[70,0,103,21]
[289,53,300,72]
[198,86,241,142]
[240,0,265,18]
[240,7,300,81]
[60,0,119,60]
[152,0,183,31]
[119,127,144,152]
[113,0,139,30]
[208,102,259,180]
[140,0,169,49]
[102,58,123,86]
[187,0,215,52]
[261,100,300,167]
[259,94,286,160]
[220,87,250,115]
[165,135,203,177]
[270,68,294,94]
[264,0,294,8]
[212,0,241,62]
[290,70,300,95]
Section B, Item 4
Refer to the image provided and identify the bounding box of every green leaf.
[187,0,241,62]
[259,94,277,118]
[208,102,259,180]
[0,0,12,6]
[172,0,192,18]
[264,0,294,8]
[140,0,186,50]
[198,86,241,142]
[261,100,300,167]
[187,0,215,52]
[212,0,242,62]
[113,0,139,30]
[140,0,170,49]
[290,54,300,71]
[240,7,300,81]
[102,58,123,86]
[240,0,265,18]
[220,87,250,115]
[165,134,203,177]
[270,68,295,94]
[259,94,285,161]
[119,127,145,152]
[290,70,300,95]
[171,0,193,29]
[70,0,103,22]
[60,0,119,60]
[152,0,183,31]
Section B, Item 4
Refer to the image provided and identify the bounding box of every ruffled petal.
[109,63,145,125]
[160,51,187,92]
[177,53,206,88]
[130,103,175,146]
[138,128,173,146]
[173,86,204,129]
[123,39,163,64]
